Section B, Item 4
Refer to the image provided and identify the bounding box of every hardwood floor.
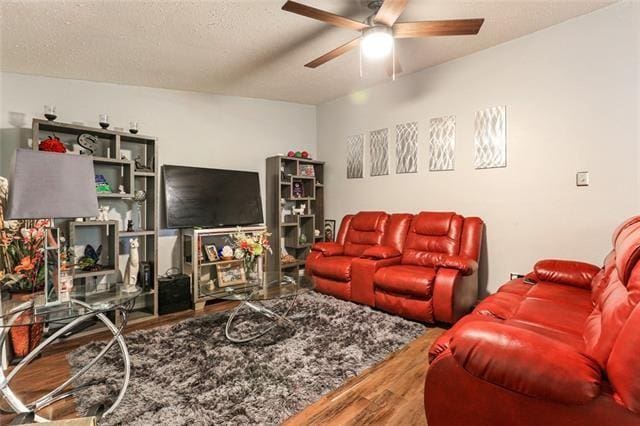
[0,301,443,425]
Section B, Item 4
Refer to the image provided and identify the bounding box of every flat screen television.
[163,165,263,229]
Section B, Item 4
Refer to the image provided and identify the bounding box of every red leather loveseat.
[425,216,640,425]
[306,211,484,324]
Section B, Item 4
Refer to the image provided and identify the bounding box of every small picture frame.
[292,181,304,198]
[299,164,315,177]
[204,244,219,262]
[217,260,246,287]
[324,219,336,242]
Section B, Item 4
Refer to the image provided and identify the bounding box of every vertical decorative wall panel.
[346,134,364,179]
[369,128,389,176]
[474,106,506,169]
[395,122,418,174]
[428,116,455,171]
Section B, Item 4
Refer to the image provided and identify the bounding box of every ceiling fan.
[282,0,484,78]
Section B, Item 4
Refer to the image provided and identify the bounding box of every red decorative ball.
[39,136,66,153]
[301,151,309,158]
[287,151,295,157]
[294,151,302,158]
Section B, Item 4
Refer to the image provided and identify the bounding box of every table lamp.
[6,149,98,310]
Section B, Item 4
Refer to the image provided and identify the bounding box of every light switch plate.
[576,171,589,186]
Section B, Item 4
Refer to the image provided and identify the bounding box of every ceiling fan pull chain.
[392,42,396,81]
[359,44,363,79]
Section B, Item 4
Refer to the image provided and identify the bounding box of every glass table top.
[199,272,314,302]
[0,287,147,327]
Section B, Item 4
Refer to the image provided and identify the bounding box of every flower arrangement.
[230,229,272,274]
[0,176,47,293]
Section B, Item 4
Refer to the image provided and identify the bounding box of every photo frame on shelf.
[299,164,315,177]
[324,219,336,242]
[204,244,219,262]
[217,260,246,287]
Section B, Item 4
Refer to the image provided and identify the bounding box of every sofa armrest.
[532,259,601,289]
[450,322,601,404]
[435,255,478,276]
[351,256,402,306]
[361,245,401,260]
[311,242,343,257]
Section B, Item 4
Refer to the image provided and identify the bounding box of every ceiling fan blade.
[374,0,408,27]
[282,1,368,31]
[305,38,361,68]
[385,52,403,77]
[394,19,484,38]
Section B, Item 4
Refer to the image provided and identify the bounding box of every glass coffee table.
[203,272,314,343]
[0,287,146,422]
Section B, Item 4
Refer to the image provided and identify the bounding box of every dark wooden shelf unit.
[266,155,325,276]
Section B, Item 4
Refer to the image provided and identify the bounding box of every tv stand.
[181,225,267,310]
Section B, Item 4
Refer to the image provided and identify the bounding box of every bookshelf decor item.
[266,155,325,276]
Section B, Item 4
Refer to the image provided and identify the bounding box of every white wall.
[0,73,316,274]
[317,2,640,295]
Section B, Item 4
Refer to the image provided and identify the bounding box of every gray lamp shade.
[6,149,99,219]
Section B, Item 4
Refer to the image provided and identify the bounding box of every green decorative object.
[95,174,112,193]
[294,151,302,158]
[299,233,307,244]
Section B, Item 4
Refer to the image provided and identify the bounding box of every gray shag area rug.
[67,291,425,425]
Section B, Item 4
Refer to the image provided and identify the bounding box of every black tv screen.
[163,165,263,228]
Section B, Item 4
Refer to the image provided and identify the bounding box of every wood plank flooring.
[0,301,443,425]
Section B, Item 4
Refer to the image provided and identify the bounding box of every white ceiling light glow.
[361,26,393,60]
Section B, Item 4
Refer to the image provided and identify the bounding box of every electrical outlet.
[510,273,525,280]
[576,171,589,186]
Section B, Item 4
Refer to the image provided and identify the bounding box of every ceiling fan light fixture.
[361,26,393,60]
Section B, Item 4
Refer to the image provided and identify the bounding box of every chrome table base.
[225,292,300,343]
[0,299,132,423]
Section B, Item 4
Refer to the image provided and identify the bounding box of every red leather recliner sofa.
[424,216,640,425]
[306,211,484,324]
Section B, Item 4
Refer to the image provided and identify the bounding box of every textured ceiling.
[0,0,614,105]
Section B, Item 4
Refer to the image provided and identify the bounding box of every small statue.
[126,220,134,232]
[118,185,126,194]
[123,238,140,293]
[97,205,110,221]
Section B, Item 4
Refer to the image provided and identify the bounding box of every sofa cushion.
[402,212,464,266]
[527,282,593,309]
[374,265,436,298]
[343,211,388,257]
[510,298,592,337]
[310,256,354,282]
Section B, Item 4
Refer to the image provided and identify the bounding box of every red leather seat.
[425,215,640,426]
[374,265,435,298]
[306,211,390,303]
[373,212,484,323]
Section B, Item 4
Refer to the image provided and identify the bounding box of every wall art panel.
[396,122,418,174]
[474,106,506,169]
[369,128,389,176]
[428,116,455,171]
[346,134,364,179]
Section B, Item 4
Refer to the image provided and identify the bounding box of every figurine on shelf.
[134,155,154,172]
[292,204,305,215]
[292,181,304,198]
[221,245,234,260]
[97,205,110,221]
[77,244,103,272]
[126,220,134,232]
[118,185,126,194]
[123,238,140,293]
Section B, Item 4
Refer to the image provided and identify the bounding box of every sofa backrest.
[382,213,413,253]
[341,211,389,257]
[401,212,464,266]
[583,218,640,372]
